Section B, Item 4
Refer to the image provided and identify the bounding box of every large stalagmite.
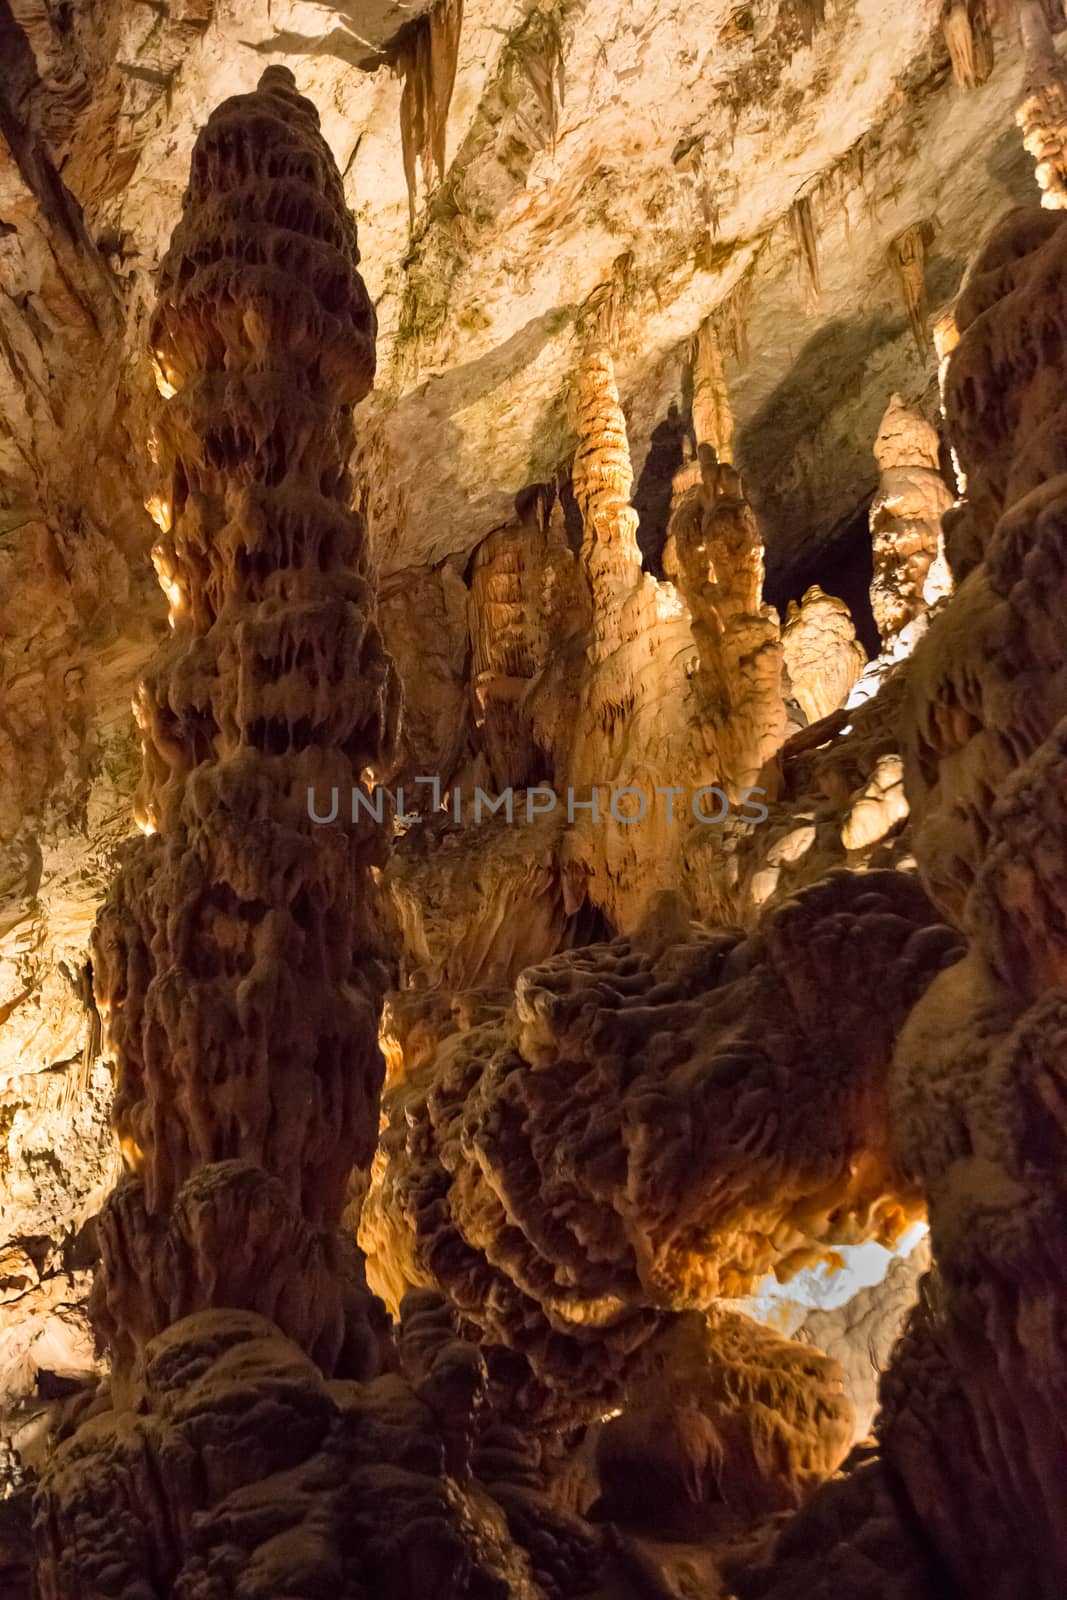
[91,61,399,1374]
[30,69,537,1600]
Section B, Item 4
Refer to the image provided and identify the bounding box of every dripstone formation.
[16,17,1067,1600]
[30,69,536,1600]
[88,65,399,1375]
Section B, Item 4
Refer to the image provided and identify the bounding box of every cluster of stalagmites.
[420,332,880,949]
[358,202,1067,1596]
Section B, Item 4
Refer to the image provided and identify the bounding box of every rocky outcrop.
[36,1309,534,1600]
[888,204,1067,1595]
[744,203,1067,1600]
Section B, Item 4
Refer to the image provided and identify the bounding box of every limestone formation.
[889,208,1067,1592]
[468,501,590,792]
[8,8,1067,1599]
[868,395,953,651]
[30,69,538,1600]
[363,872,961,1426]
[84,65,399,1373]
[745,202,1067,1600]
[1017,0,1067,208]
[397,0,465,225]
[691,318,735,464]
[942,0,995,88]
[781,586,865,725]
[664,453,787,797]
[887,222,935,357]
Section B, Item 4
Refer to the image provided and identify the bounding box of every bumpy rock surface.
[364,872,960,1427]
[868,394,953,651]
[31,69,557,1600]
[10,6,1067,1598]
[739,201,1067,1600]
[86,63,398,1372]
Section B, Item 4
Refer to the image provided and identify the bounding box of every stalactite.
[690,316,734,464]
[783,0,827,47]
[397,0,464,227]
[715,271,753,364]
[941,0,995,87]
[509,5,566,154]
[1016,0,1067,209]
[888,220,934,356]
[789,194,821,307]
[868,395,953,651]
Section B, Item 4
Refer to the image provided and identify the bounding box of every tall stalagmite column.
[87,64,400,1374]
[30,70,539,1600]
[1017,0,1067,208]
[571,345,644,620]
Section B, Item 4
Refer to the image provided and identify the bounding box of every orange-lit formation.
[7,8,1067,1600]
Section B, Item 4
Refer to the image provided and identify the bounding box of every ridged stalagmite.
[32,69,547,1600]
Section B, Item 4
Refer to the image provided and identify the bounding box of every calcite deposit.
[31,67,540,1600]
[868,395,953,651]
[5,3,1067,1598]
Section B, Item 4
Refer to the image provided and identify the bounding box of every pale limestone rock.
[781,586,865,726]
[869,395,953,650]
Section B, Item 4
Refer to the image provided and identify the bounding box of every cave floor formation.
[4,3,1067,1597]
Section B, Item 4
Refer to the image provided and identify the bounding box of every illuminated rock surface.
[3,4,1067,1597]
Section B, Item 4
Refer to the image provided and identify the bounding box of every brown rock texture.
[9,7,1067,1597]
[363,871,960,1428]
[84,63,399,1372]
[889,204,1067,1595]
[664,453,786,796]
[29,69,553,1600]
[742,202,1067,1600]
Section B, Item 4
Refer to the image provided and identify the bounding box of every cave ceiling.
[0,0,1034,590]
